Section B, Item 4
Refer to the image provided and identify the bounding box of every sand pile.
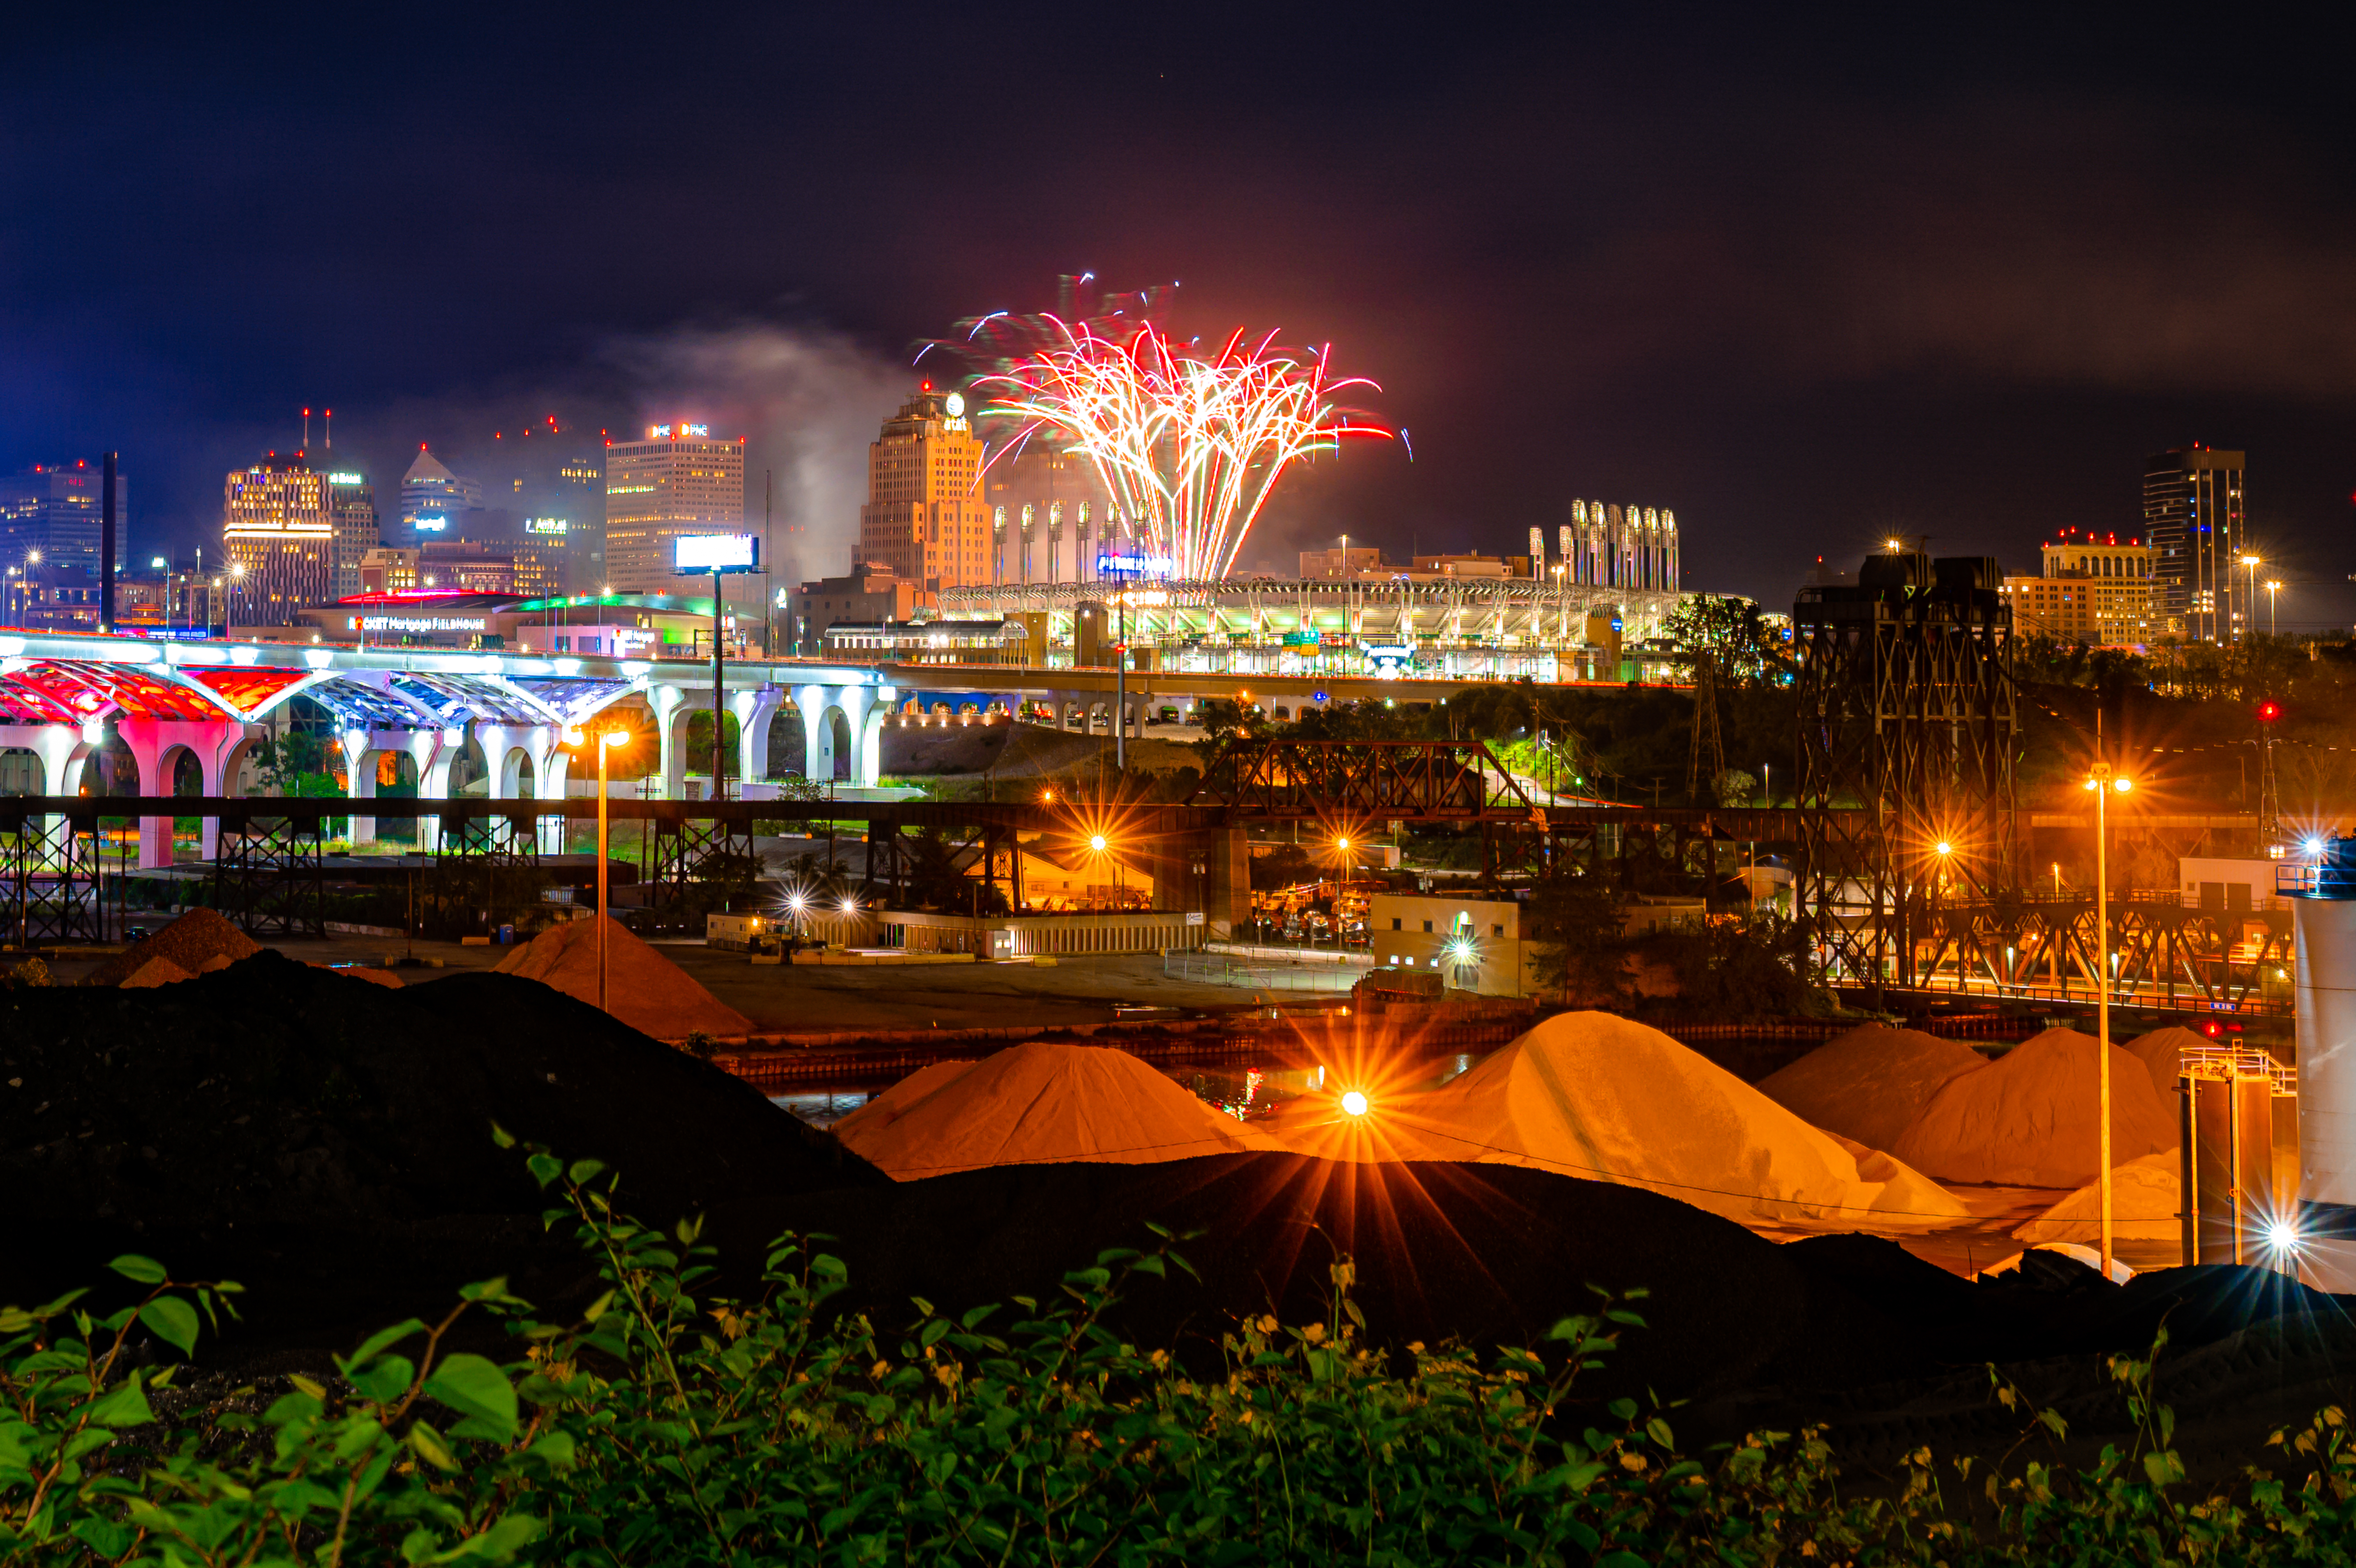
[1283,1012,1968,1232]
[2012,1152,2180,1244]
[1890,1028,2176,1186]
[493,914,751,1040]
[2125,1025,2205,1111]
[1755,1025,1990,1151]
[835,1041,1284,1179]
[831,1060,979,1139]
[87,907,259,987]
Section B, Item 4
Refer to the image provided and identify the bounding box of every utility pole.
[710,566,726,803]
[99,451,117,634]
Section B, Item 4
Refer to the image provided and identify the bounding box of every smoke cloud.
[602,322,910,588]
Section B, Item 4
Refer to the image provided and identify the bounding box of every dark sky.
[7,3,2356,625]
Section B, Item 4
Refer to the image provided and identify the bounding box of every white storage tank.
[2291,840,2356,1291]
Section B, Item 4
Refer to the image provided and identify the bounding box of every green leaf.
[528,1431,577,1470]
[526,1153,563,1189]
[408,1420,461,1472]
[108,1255,167,1285]
[69,1517,137,1558]
[343,1319,428,1371]
[2144,1449,2186,1487]
[423,1353,518,1442]
[138,1296,199,1358]
[566,1159,605,1185]
[349,1355,416,1404]
[490,1122,516,1148]
[86,1374,155,1428]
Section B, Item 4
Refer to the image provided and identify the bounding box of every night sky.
[7,4,2355,626]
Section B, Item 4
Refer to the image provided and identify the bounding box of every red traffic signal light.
[2259,700,2283,723]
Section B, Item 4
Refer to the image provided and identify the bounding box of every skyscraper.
[859,387,993,587]
[2143,446,2246,642]
[323,466,378,600]
[601,424,746,594]
[398,447,482,543]
[222,453,333,624]
[0,461,129,581]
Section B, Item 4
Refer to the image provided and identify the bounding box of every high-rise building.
[1998,527,2156,646]
[419,539,517,594]
[222,453,334,624]
[0,461,129,581]
[398,446,482,543]
[557,453,603,589]
[322,466,378,599]
[858,387,993,588]
[602,425,746,594]
[2143,446,2245,643]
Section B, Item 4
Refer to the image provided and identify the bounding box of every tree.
[1522,871,1629,1005]
[1662,594,1790,689]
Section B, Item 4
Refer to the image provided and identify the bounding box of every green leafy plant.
[11,1140,2356,1564]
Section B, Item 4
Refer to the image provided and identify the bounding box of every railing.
[1161,952,1363,993]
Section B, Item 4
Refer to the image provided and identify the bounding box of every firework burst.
[979,321,1390,582]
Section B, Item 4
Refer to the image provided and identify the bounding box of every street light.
[568,726,632,1014]
[2266,579,2283,637]
[2083,758,2134,1277]
[2240,554,2261,642]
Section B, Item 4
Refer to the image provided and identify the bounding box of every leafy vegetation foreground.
[6,1141,2356,1565]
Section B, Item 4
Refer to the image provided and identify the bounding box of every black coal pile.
[0,953,883,1361]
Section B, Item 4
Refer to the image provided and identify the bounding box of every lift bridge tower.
[1793,553,2020,995]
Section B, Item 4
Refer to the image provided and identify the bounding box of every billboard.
[674,534,760,574]
[1095,552,1174,578]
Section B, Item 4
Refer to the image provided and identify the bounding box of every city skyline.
[6,7,2356,629]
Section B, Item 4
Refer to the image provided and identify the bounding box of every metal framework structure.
[211,806,326,937]
[864,822,1025,914]
[1793,555,2020,993]
[1190,739,1534,823]
[649,816,756,912]
[429,805,540,936]
[1878,896,2293,1017]
[0,805,99,943]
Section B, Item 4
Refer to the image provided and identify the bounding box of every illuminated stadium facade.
[937,503,1681,682]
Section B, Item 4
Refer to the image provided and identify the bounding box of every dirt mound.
[1754,1025,1989,1151]
[2126,1025,2207,1105]
[0,953,882,1365]
[86,908,259,988]
[492,914,751,1040]
[829,1059,977,1139]
[2013,1152,2181,1244]
[836,1041,1284,1178]
[0,952,878,1234]
[118,956,196,988]
[1280,1012,1967,1232]
[1891,1028,2178,1186]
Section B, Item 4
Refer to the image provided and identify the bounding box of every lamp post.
[2084,757,2133,1277]
[569,725,631,1014]
[2240,554,2261,644]
[2266,579,2283,637]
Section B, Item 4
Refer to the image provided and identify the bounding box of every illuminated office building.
[0,460,129,581]
[859,386,993,589]
[602,424,745,594]
[222,453,333,624]
[323,468,378,599]
[398,446,482,544]
[2143,445,2246,643]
